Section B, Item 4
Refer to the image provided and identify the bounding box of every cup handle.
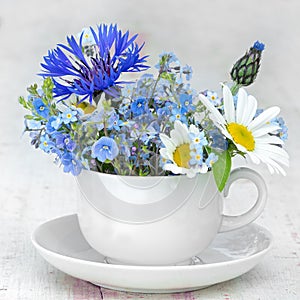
[218,167,267,233]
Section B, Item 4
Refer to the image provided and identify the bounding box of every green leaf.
[27,83,39,96]
[24,115,35,120]
[42,77,54,102]
[160,72,175,83]
[212,149,232,192]
[18,96,28,109]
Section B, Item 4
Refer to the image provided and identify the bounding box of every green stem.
[230,83,241,96]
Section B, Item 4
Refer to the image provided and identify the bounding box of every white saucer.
[31,214,272,293]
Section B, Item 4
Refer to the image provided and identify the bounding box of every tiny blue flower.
[206,153,219,168]
[179,94,194,113]
[207,91,222,107]
[91,136,119,162]
[77,27,96,46]
[271,116,288,141]
[169,107,187,124]
[165,101,178,112]
[189,149,204,167]
[62,109,78,124]
[39,135,54,153]
[61,152,83,176]
[107,113,121,131]
[33,98,50,118]
[56,134,76,151]
[189,131,208,150]
[131,97,149,116]
[121,83,135,98]
[46,116,62,133]
[25,119,42,130]
[157,106,171,119]
[181,65,193,81]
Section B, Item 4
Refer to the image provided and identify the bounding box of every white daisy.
[159,121,208,177]
[199,85,289,175]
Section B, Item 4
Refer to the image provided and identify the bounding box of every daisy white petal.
[247,151,261,164]
[160,148,173,161]
[252,124,281,137]
[248,106,280,131]
[174,120,190,143]
[199,94,226,126]
[243,95,257,126]
[189,124,200,135]
[236,88,248,124]
[223,84,235,123]
[255,135,284,145]
[258,144,289,161]
[159,134,176,152]
[254,151,287,175]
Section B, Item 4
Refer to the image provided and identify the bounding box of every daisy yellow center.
[227,123,255,151]
[173,143,191,168]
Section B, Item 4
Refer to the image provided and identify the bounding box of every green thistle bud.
[230,41,265,87]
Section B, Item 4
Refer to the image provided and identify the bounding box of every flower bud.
[230,41,265,86]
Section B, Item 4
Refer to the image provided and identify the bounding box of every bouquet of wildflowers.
[19,24,289,191]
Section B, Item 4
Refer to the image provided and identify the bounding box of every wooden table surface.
[1,0,299,299]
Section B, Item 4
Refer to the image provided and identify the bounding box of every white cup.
[76,167,267,266]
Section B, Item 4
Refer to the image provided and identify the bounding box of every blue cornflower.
[206,153,218,168]
[40,24,149,103]
[39,135,54,153]
[131,97,149,116]
[56,134,76,152]
[33,98,50,118]
[61,152,83,176]
[91,136,119,162]
[62,109,78,124]
[169,107,187,124]
[179,94,194,113]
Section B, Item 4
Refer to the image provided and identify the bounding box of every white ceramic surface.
[76,167,267,265]
[31,214,272,294]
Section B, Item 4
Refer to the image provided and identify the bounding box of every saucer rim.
[31,214,273,271]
